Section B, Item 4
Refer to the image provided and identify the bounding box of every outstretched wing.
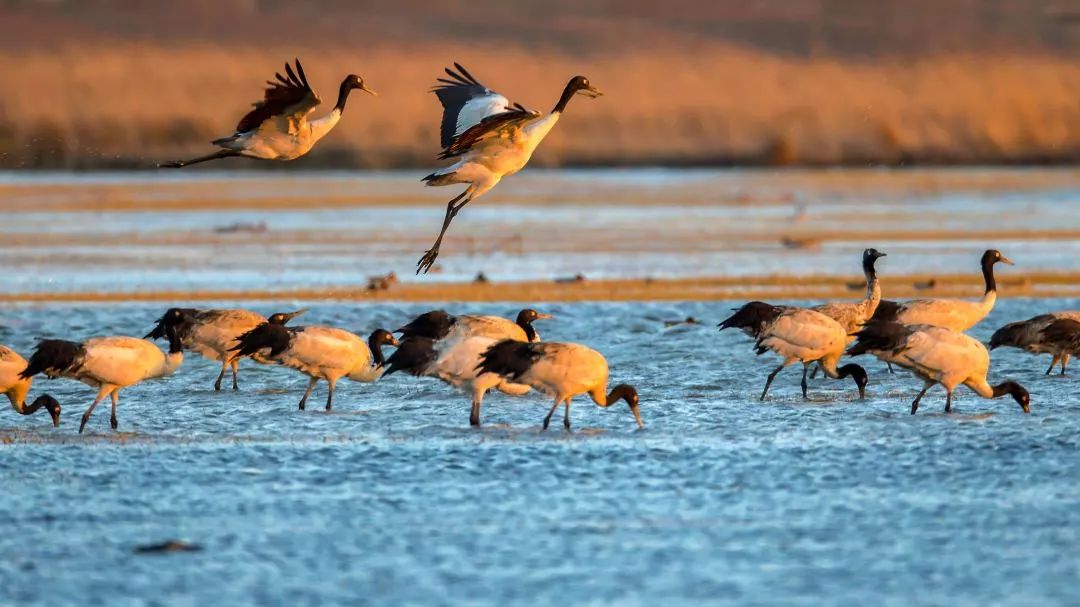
[433,63,537,155]
[234,59,321,134]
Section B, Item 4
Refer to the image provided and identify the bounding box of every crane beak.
[535,313,554,320]
[581,85,603,98]
[999,256,1015,266]
[284,308,309,322]
[361,84,378,97]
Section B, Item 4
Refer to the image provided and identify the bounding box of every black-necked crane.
[159,59,375,168]
[810,247,886,376]
[20,308,190,433]
[476,340,642,431]
[719,302,868,401]
[869,249,1013,331]
[396,308,550,344]
[0,345,61,427]
[848,320,1030,415]
[415,64,602,273]
[384,335,532,426]
[989,312,1080,375]
[146,307,305,391]
[231,323,398,411]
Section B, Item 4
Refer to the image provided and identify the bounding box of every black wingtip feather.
[383,337,438,377]
[476,339,541,381]
[231,323,292,359]
[20,339,84,379]
[847,320,913,357]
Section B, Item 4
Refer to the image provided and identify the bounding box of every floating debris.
[134,540,203,554]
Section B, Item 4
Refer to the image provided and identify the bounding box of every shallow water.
[1,298,1078,605]
[2,168,1079,291]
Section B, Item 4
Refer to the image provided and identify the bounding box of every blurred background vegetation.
[0,0,1078,169]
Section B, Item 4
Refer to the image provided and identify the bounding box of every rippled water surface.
[2,298,1078,605]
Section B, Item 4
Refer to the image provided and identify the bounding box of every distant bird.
[231,324,397,411]
[159,59,375,168]
[869,249,1012,331]
[384,335,532,426]
[416,63,602,273]
[0,345,60,427]
[848,320,1030,415]
[719,302,868,401]
[913,278,938,291]
[989,312,1080,375]
[396,309,550,344]
[810,248,886,377]
[477,340,643,431]
[20,308,190,433]
[146,307,306,391]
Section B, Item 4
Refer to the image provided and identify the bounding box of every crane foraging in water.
[159,59,376,168]
[848,320,1030,415]
[0,345,61,427]
[989,312,1080,375]
[415,63,602,273]
[20,308,191,433]
[395,308,550,344]
[146,307,306,391]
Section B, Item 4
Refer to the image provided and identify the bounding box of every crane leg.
[761,365,785,401]
[158,149,239,168]
[563,397,572,432]
[801,364,810,399]
[944,390,953,414]
[542,398,563,431]
[887,362,895,374]
[298,377,318,410]
[231,359,240,391]
[325,379,336,411]
[416,190,472,274]
[470,390,484,426]
[1045,353,1061,376]
[910,382,932,414]
[109,390,120,430]
[214,361,228,391]
[1063,353,1071,375]
[79,386,112,434]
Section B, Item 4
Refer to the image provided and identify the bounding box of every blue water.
[1,298,1077,605]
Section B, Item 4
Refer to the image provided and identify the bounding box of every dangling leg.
[79,385,112,434]
[911,381,933,415]
[158,149,240,169]
[944,389,954,414]
[563,397,573,431]
[231,359,240,391]
[297,377,318,410]
[1045,353,1061,376]
[416,190,473,274]
[109,389,120,430]
[214,360,228,391]
[761,364,786,401]
[801,363,810,399]
[542,398,563,431]
[324,378,337,411]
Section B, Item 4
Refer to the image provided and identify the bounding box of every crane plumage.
[146,307,306,391]
[20,308,190,433]
[812,248,886,334]
[476,340,643,431]
[231,324,398,411]
[158,59,375,168]
[0,345,61,427]
[384,335,533,426]
[989,311,1080,375]
[395,308,550,344]
[870,249,1013,331]
[416,64,603,273]
[848,320,1030,414]
[720,303,868,401]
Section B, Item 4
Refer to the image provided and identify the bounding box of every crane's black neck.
[982,256,997,294]
[553,81,578,114]
[335,80,354,114]
[519,320,537,342]
[369,332,391,367]
[166,325,183,354]
[862,254,879,283]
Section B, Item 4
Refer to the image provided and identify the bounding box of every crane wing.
[432,63,538,154]
[234,59,321,135]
